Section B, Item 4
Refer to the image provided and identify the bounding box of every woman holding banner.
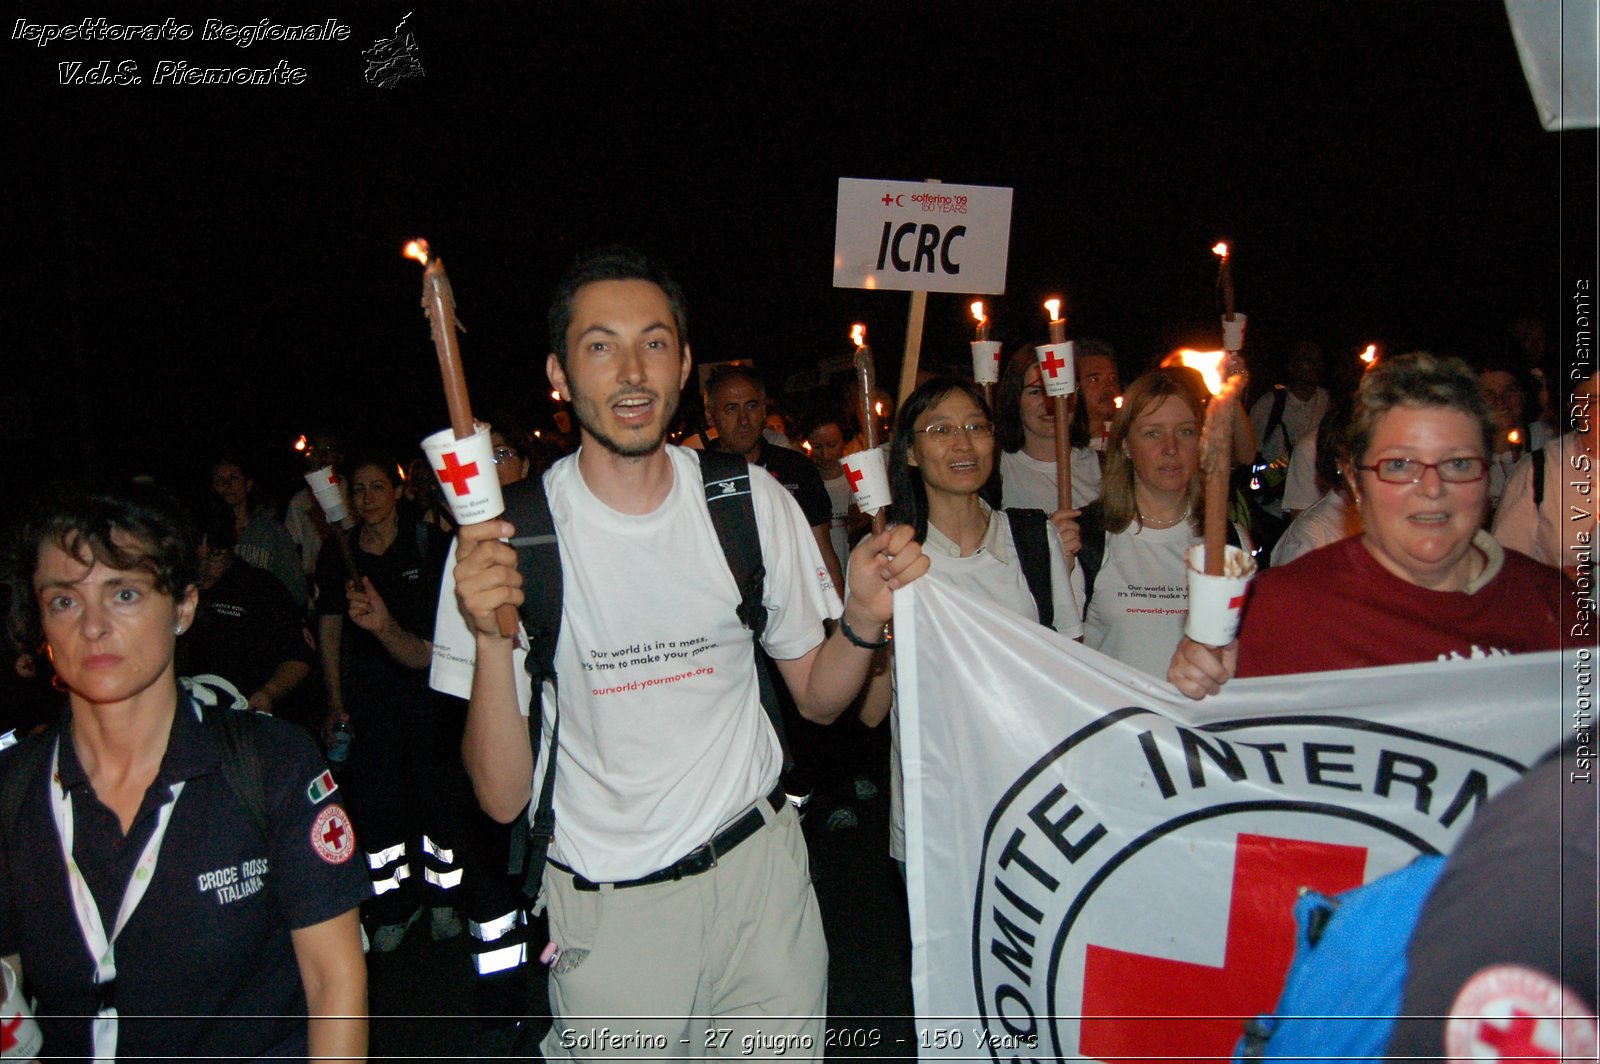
[1077,367,1248,678]
[862,377,1081,875]
[1169,352,1571,698]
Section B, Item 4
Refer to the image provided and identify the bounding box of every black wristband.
[838,611,890,650]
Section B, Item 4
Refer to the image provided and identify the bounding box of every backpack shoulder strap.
[1004,508,1055,630]
[0,727,56,844]
[499,474,564,892]
[698,449,768,636]
[1531,446,1546,509]
[202,700,270,840]
[697,450,794,772]
[502,476,563,685]
[1078,502,1107,612]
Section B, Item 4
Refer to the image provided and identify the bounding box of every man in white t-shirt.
[438,247,926,1060]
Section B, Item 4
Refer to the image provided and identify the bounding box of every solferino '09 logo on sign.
[971,707,1526,1061]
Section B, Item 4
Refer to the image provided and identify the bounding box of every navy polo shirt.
[0,699,370,1062]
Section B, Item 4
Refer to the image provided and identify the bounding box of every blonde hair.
[1101,368,1208,535]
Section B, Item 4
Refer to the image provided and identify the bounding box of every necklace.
[1136,505,1190,530]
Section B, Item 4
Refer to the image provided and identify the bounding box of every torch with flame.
[1359,344,1379,370]
[1165,348,1248,577]
[971,301,989,342]
[1213,242,1235,321]
[851,324,886,534]
[405,237,518,638]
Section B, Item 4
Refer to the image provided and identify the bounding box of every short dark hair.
[547,245,688,369]
[1347,351,1493,467]
[6,483,197,648]
[196,495,239,552]
[888,376,1000,541]
[705,362,765,402]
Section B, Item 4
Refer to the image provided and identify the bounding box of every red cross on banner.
[1078,834,1368,1061]
[435,451,480,496]
[1476,1012,1558,1058]
[1,1014,21,1052]
[322,816,347,851]
[1038,348,1069,378]
[847,465,865,493]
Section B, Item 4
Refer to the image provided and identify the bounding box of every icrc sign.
[833,178,1013,294]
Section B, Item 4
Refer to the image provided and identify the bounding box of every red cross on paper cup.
[970,340,1004,385]
[1034,341,1076,397]
[840,448,891,514]
[420,422,505,526]
[1184,544,1257,646]
[302,466,350,524]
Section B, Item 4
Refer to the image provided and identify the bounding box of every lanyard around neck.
[49,728,187,1064]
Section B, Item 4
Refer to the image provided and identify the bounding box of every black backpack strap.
[500,475,564,891]
[697,450,794,772]
[1004,508,1055,630]
[1077,502,1107,613]
[1531,447,1546,509]
[202,698,270,840]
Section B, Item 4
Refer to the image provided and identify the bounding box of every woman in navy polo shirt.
[0,484,369,1062]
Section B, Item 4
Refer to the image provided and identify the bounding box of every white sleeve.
[429,538,535,716]
[751,467,844,661]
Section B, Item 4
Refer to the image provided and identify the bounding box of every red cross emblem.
[311,804,356,864]
[846,465,866,493]
[1476,1011,1557,1058]
[881,193,895,206]
[1228,593,1246,610]
[435,451,480,496]
[1079,834,1368,1059]
[1038,347,1069,379]
[1,1014,22,1053]
[1446,965,1595,1058]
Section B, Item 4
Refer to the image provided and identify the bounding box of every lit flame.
[851,323,867,348]
[1359,344,1377,365]
[874,400,884,417]
[1043,298,1062,323]
[1170,349,1230,396]
[293,435,308,452]
[1508,429,1522,447]
[403,239,430,265]
[801,440,813,455]
[532,429,542,439]
[1113,396,1124,410]
[1212,242,1230,260]
[970,301,986,324]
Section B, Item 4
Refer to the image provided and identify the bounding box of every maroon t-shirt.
[1237,535,1572,677]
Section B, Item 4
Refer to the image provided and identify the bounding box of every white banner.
[833,178,1013,294]
[897,577,1572,1061]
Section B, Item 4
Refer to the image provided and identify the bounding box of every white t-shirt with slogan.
[1083,520,1196,679]
[431,446,840,882]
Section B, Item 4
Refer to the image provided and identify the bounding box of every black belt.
[559,784,786,891]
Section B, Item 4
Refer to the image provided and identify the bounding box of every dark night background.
[5,0,1596,506]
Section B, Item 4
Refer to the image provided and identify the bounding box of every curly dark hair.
[5,483,197,649]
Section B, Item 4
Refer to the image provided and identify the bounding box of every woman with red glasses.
[1170,352,1571,697]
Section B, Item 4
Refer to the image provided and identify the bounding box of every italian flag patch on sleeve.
[307,769,338,803]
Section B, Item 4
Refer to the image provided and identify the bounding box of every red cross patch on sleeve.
[310,804,356,865]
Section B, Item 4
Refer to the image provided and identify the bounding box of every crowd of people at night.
[0,244,1591,1061]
